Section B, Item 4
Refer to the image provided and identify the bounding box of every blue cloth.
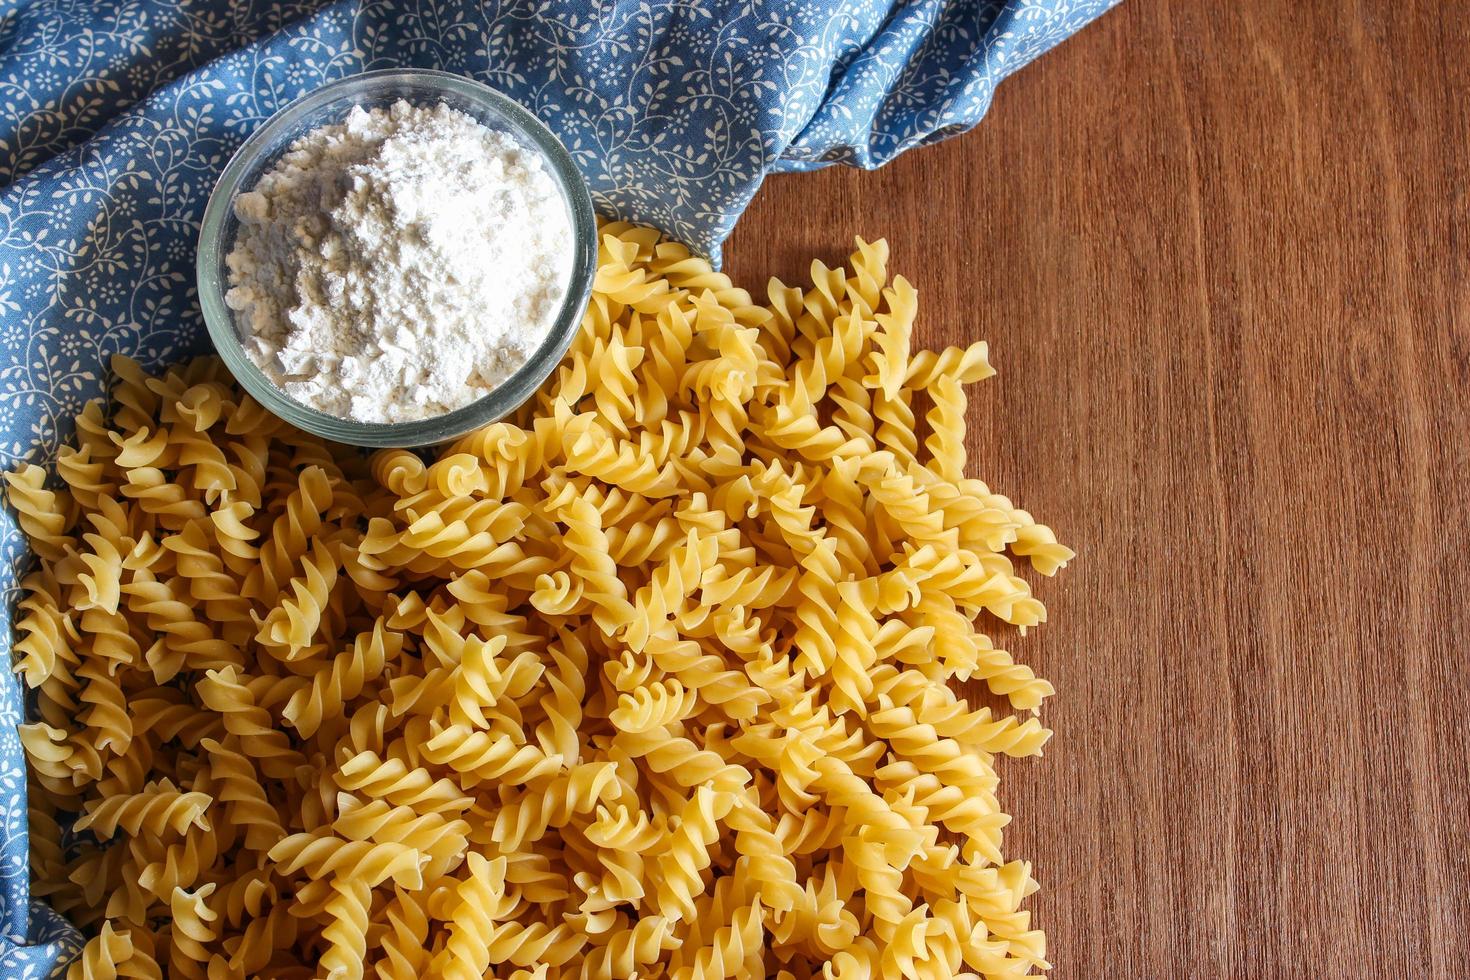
[0,0,1115,972]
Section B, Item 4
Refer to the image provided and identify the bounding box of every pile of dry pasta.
[7,223,1072,979]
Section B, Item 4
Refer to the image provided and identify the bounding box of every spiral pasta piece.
[74,781,211,840]
[282,620,402,737]
[555,491,635,633]
[55,444,115,514]
[427,853,515,980]
[65,921,132,980]
[4,463,75,561]
[131,821,226,904]
[165,884,217,980]
[374,885,432,980]
[609,679,696,734]
[670,896,764,980]
[199,737,284,851]
[254,536,340,660]
[582,914,677,980]
[195,666,304,779]
[332,749,473,815]
[267,834,425,893]
[162,521,252,638]
[491,761,618,849]
[725,795,802,914]
[319,876,371,980]
[76,654,131,755]
[11,571,78,686]
[246,465,333,603]
[654,784,732,921]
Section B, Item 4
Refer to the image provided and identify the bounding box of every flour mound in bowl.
[224,99,573,423]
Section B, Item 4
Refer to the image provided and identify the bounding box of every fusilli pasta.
[9,224,1072,979]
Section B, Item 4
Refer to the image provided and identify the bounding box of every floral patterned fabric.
[0,0,1115,972]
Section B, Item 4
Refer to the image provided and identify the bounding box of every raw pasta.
[8,222,1072,979]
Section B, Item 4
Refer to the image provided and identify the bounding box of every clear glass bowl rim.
[196,68,598,449]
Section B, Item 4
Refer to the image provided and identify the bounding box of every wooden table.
[727,3,1468,976]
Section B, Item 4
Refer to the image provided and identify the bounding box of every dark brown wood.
[726,2,1470,976]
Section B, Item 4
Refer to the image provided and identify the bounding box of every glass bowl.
[196,69,597,448]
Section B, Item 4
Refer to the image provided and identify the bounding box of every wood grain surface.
[726,2,1470,976]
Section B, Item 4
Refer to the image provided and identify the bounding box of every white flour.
[224,100,572,423]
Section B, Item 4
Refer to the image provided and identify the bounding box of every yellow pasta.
[8,224,1072,979]
[63,920,165,980]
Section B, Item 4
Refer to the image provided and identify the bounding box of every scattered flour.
[224,100,573,423]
